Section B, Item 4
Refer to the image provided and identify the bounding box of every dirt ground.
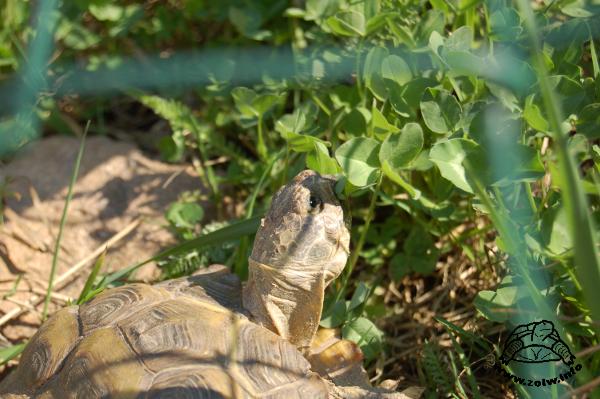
[0,135,203,346]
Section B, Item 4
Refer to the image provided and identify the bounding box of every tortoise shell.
[0,265,328,398]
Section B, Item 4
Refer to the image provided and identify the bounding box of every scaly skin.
[243,170,350,349]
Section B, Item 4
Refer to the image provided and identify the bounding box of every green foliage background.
[1,0,600,397]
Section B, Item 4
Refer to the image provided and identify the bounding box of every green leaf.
[305,0,340,21]
[415,9,445,44]
[541,206,573,255]
[445,26,473,52]
[137,95,184,121]
[524,94,549,131]
[429,139,478,193]
[548,75,585,117]
[428,31,445,57]
[445,51,485,77]
[403,77,438,110]
[474,285,519,323]
[228,6,270,40]
[231,87,258,117]
[137,94,195,136]
[232,88,280,118]
[576,103,600,139]
[340,107,370,137]
[342,317,383,361]
[381,161,421,199]
[276,110,328,152]
[387,81,411,118]
[284,7,306,18]
[489,8,522,41]
[335,137,381,187]
[348,282,370,312]
[420,88,462,134]
[252,94,280,116]
[320,300,347,328]
[166,202,204,229]
[379,122,423,170]
[106,5,143,37]
[490,145,545,185]
[326,10,366,36]
[307,142,339,175]
[381,55,412,86]
[157,133,185,162]
[370,107,398,139]
[391,225,439,278]
[363,47,388,100]
[468,105,544,185]
[388,21,416,48]
[561,0,600,17]
[366,12,393,35]
[276,109,306,135]
[89,4,123,21]
[55,18,101,50]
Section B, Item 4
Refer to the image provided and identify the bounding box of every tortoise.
[0,170,418,399]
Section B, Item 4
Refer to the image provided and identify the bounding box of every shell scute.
[3,307,80,392]
[155,265,243,311]
[47,327,151,398]
[232,323,313,393]
[119,297,235,371]
[79,283,171,334]
[143,365,250,399]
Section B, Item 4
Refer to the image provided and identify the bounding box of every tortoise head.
[250,169,350,285]
[244,170,350,347]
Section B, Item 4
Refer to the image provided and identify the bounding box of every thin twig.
[0,218,140,328]
[57,219,141,287]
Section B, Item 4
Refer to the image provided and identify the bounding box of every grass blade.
[76,249,106,305]
[516,0,600,335]
[91,215,262,295]
[41,121,89,320]
[0,343,26,366]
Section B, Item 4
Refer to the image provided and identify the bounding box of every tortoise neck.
[242,258,325,349]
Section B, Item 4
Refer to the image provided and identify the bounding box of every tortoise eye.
[309,195,323,213]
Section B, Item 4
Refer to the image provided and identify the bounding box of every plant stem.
[233,150,282,278]
[189,116,221,217]
[524,182,537,214]
[257,115,267,160]
[42,121,89,320]
[355,39,365,99]
[338,177,382,299]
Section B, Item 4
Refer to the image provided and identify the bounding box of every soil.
[0,135,204,344]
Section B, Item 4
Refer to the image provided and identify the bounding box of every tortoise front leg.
[306,328,369,386]
[307,328,423,399]
[328,383,424,399]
